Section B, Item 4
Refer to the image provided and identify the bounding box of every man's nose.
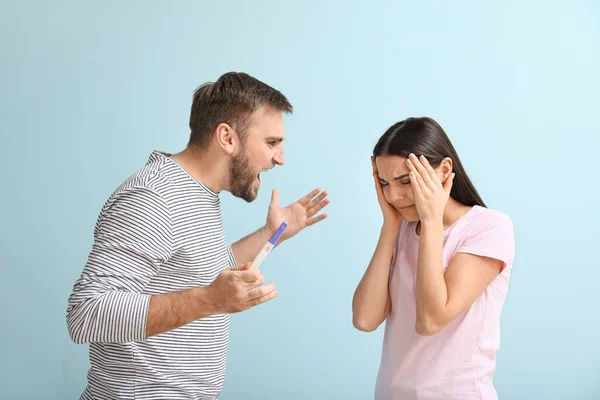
[273,148,284,166]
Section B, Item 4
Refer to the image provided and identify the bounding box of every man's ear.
[215,123,236,155]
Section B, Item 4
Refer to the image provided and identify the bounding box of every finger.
[407,154,432,184]
[408,154,435,188]
[306,213,328,227]
[246,273,266,290]
[247,289,279,308]
[307,196,330,218]
[371,161,386,193]
[373,175,383,194]
[419,155,442,188]
[231,262,261,282]
[372,176,386,203]
[372,157,382,180]
[405,158,422,185]
[373,176,383,197]
[409,171,423,196]
[237,268,263,283]
[247,281,276,300]
[298,188,321,206]
[270,189,279,207]
[371,156,378,172]
[306,190,328,210]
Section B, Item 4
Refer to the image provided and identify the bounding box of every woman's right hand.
[371,156,404,228]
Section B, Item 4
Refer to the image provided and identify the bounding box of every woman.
[352,117,515,400]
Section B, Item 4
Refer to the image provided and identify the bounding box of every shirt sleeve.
[456,210,515,271]
[66,186,173,344]
[226,244,237,268]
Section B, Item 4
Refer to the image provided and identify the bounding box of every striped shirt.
[67,151,237,400]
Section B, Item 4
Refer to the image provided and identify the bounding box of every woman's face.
[375,154,449,222]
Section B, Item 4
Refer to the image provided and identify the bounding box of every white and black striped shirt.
[67,151,237,400]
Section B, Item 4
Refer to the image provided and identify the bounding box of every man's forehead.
[245,128,285,141]
[247,107,285,137]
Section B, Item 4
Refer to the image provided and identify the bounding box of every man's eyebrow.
[265,136,284,142]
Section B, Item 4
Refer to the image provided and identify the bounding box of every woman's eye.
[400,181,411,185]
[379,181,389,187]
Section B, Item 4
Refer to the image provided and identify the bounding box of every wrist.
[191,287,219,318]
[382,221,402,236]
[262,224,275,237]
[264,223,286,243]
[420,218,443,231]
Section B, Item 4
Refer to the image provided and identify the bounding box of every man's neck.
[170,146,227,193]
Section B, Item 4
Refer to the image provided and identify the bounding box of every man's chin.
[232,186,258,203]
[242,192,258,203]
[245,182,259,202]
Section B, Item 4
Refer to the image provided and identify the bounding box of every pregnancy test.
[251,222,287,269]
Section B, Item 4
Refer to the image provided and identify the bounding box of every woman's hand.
[406,153,454,224]
[372,156,404,228]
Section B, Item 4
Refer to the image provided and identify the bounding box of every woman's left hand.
[406,153,455,224]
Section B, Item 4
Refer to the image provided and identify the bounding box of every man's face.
[229,106,285,202]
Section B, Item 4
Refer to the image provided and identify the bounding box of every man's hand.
[265,188,329,242]
[206,262,278,314]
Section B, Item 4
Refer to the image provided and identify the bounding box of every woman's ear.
[440,157,453,183]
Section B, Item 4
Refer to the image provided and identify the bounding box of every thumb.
[270,189,279,207]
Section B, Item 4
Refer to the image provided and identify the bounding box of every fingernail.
[406,159,411,165]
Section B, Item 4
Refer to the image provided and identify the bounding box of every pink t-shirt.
[375,205,515,400]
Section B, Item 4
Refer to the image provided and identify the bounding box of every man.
[66,72,329,399]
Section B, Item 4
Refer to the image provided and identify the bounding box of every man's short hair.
[188,72,293,148]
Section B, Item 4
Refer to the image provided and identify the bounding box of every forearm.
[352,223,399,331]
[146,287,217,337]
[415,220,448,334]
[67,287,219,344]
[231,226,273,265]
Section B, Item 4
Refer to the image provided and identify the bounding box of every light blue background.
[1,1,599,399]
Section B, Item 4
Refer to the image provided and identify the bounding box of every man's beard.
[229,150,258,203]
